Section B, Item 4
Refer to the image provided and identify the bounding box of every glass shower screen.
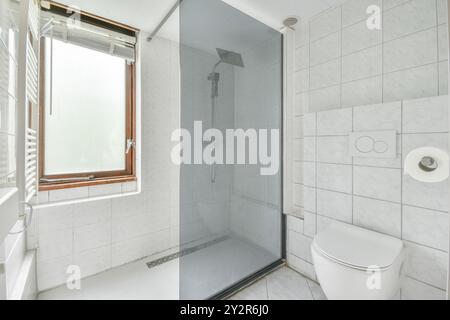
[179,0,283,299]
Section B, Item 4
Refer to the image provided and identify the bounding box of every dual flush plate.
[349,131,397,159]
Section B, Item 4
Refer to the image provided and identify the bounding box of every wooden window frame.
[38,36,137,192]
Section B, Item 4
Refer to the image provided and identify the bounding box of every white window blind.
[40,8,137,62]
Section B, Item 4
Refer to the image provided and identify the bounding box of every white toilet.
[311,223,405,300]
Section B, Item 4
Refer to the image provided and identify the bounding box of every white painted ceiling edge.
[55,0,345,41]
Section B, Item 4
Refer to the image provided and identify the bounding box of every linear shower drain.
[146,236,229,269]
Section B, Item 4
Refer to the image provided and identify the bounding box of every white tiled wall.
[287,95,449,300]
[294,0,448,113]
[29,36,182,292]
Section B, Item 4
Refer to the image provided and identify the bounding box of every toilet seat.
[312,243,389,272]
[312,223,404,271]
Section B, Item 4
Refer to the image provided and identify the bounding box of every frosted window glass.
[45,39,126,175]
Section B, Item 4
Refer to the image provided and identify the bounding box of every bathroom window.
[39,3,137,190]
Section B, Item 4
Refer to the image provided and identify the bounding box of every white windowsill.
[33,181,140,209]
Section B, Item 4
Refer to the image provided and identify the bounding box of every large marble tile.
[266,267,313,300]
[317,189,353,223]
[303,211,317,238]
[353,196,402,237]
[401,277,446,300]
[286,253,317,281]
[295,45,309,71]
[342,45,382,82]
[342,0,382,27]
[383,63,438,103]
[317,136,352,165]
[383,28,438,73]
[230,279,268,300]
[303,186,317,213]
[288,231,313,263]
[303,113,317,137]
[307,279,327,300]
[353,101,402,132]
[309,7,341,41]
[403,205,449,251]
[317,108,352,136]
[383,0,437,42]
[342,19,382,55]
[310,32,341,66]
[403,96,448,134]
[341,76,383,108]
[303,137,316,162]
[302,161,316,187]
[309,85,341,112]
[317,163,352,194]
[310,59,341,90]
[405,241,448,290]
[353,166,402,203]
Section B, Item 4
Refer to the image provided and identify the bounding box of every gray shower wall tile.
[293,139,303,161]
[342,0,382,27]
[309,7,342,41]
[437,0,448,25]
[402,96,448,133]
[310,32,341,67]
[403,205,449,251]
[405,241,448,290]
[302,161,316,188]
[310,59,341,90]
[403,175,449,213]
[438,24,448,62]
[317,136,352,164]
[295,23,309,48]
[294,0,446,116]
[353,101,402,132]
[295,93,308,116]
[438,61,448,95]
[383,0,437,42]
[303,211,317,238]
[303,186,317,213]
[295,69,309,94]
[342,20,382,55]
[317,189,352,223]
[303,137,316,162]
[303,113,317,136]
[295,45,310,71]
[353,196,402,237]
[383,63,439,103]
[353,166,402,203]
[401,277,446,300]
[308,85,341,112]
[317,108,352,136]
[383,28,438,74]
[342,45,382,82]
[341,76,383,109]
[316,163,353,194]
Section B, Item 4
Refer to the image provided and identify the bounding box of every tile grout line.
[305,276,315,300]
[436,0,440,95]
[339,5,343,110]
[381,0,385,104]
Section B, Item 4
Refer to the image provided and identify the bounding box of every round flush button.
[355,136,375,153]
[374,141,389,153]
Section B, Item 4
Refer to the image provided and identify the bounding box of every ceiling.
[57,0,344,41]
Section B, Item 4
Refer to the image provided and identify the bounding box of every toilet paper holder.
[419,156,438,172]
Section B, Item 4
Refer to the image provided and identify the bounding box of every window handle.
[126,138,136,154]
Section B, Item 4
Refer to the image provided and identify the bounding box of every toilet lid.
[313,223,403,269]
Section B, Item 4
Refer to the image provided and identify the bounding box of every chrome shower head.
[216,48,244,68]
